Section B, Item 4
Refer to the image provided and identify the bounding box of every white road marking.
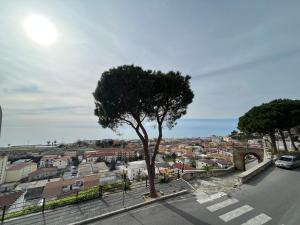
[219,205,253,222]
[207,198,239,212]
[241,213,272,225]
[196,192,227,204]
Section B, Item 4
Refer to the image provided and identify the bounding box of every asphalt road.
[89,165,300,225]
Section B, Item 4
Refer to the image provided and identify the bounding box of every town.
[1,132,297,217]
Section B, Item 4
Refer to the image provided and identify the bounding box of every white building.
[195,159,215,169]
[40,155,70,169]
[126,160,158,180]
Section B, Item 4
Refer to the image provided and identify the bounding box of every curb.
[179,178,196,191]
[68,190,188,225]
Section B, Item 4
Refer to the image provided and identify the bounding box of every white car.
[275,155,300,169]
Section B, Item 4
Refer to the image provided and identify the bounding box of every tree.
[269,99,300,151]
[238,103,279,154]
[238,99,300,153]
[93,65,194,197]
[72,157,79,166]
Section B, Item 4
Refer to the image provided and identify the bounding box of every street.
[90,165,300,225]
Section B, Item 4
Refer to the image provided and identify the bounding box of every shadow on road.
[246,165,276,186]
[162,202,210,225]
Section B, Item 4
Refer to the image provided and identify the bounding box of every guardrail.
[238,159,272,184]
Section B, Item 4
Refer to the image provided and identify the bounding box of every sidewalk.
[4,179,192,225]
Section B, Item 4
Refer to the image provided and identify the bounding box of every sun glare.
[23,15,58,46]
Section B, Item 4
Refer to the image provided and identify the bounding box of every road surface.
[90,165,300,225]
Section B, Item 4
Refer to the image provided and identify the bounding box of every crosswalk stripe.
[219,205,253,222]
[241,213,272,225]
[196,192,227,204]
[207,198,239,212]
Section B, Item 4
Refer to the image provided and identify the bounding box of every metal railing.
[1,173,179,223]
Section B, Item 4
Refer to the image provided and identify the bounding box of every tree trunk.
[269,131,278,155]
[288,128,298,151]
[279,129,288,151]
[142,140,157,198]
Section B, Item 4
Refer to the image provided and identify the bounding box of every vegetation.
[93,65,194,197]
[71,157,79,166]
[5,182,130,220]
[238,99,300,153]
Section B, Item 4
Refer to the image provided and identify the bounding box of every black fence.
[1,172,182,224]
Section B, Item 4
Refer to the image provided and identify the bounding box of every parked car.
[275,155,300,169]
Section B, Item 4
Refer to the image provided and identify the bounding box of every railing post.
[145,178,147,187]
[42,198,45,213]
[76,191,79,203]
[1,205,6,223]
[99,185,103,198]
[164,173,166,183]
[177,170,180,179]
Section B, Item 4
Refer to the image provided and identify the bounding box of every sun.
[23,15,58,46]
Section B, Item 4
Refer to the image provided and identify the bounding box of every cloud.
[192,48,300,80]
[3,84,40,94]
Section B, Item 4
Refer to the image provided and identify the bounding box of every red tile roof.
[0,191,24,209]
[42,174,100,199]
[173,163,195,171]
[7,162,33,171]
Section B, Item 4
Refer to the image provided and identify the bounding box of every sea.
[0,119,237,147]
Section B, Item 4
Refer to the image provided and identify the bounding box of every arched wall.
[233,147,264,171]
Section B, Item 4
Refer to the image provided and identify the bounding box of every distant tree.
[93,65,194,197]
[72,157,79,166]
[238,99,300,153]
[238,103,279,154]
[47,141,50,146]
[76,140,82,147]
[54,140,57,146]
[109,161,116,171]
[171,152,177,161]
[269,99,300,151]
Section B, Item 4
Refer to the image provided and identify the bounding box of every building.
[28,167,58,181]
[42,174,101,200]
[64,151,77,158]
[40,155,70,169]
[215,159,231,169]
[195,159,215,169]
[0,154,8,184]
[84,148,139,163]
[172,163,195,173]
[78,162,109,177]
[124,160,159,180]
[0,191,26,213]
[5,162,37,183]
[15,178,60,200]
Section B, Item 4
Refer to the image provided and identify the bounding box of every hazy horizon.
[0,118,237,147]
[1,1,299,146]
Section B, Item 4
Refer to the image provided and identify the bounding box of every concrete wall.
[182,166,235,180]
[238,159,272,184]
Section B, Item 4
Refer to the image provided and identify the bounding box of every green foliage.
[203,164,213,175]
[71,157,79,166]
[4,182,130,220]
[93,64,194,131]
[238,99,300,135]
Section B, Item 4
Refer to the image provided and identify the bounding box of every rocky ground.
[189,171,242,195]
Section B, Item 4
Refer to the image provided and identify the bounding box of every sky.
[0,0,300,146]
